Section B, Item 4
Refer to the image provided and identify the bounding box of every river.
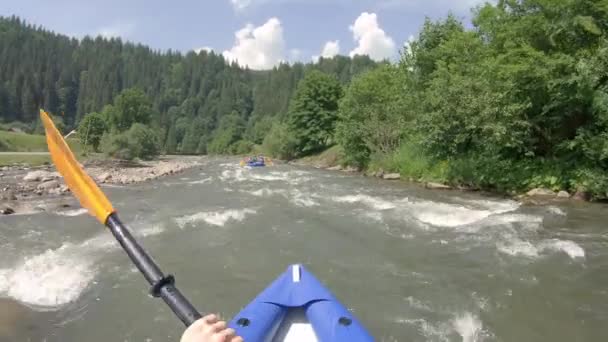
[1,157,607,341]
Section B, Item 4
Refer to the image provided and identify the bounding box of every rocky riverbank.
[290,154,593,205]
[0,156,201,216]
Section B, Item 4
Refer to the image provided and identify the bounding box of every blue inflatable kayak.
[228,264,374,341]
[246,160,265,167]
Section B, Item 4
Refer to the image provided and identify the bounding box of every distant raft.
[240,156,273,167]
[228,264,374,342]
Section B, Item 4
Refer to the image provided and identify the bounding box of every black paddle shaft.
[106,213,202,326]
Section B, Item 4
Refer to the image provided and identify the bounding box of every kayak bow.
[228,264,374,342]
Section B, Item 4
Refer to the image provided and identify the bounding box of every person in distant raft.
[181,314,243,342]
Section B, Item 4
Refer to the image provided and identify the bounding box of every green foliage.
[287,70,343,156]
[108,88,153,132]
[262,122,298,160]
[78,112,107,151]
[337,64,411,168]
[207,112,246,154]
[100,123,160,160]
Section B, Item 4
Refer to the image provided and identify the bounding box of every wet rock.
[0,173,4,177]
[1,190,17,201]
[37,180,60,191]
[0,166,8,171]
[40,172,59,182]
[573,190,591,201]
[98,172,112,183]
[327,165,342,171]
[526,188,555,197]
[23,170,58,182]
[557,190,571,198]
[374,169,385,178]
[383,173,401,180]
[425,182,452,190]
[23,170,47,182]
[1,207,15,215]
[343,166,359,173]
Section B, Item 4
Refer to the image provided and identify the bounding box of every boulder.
[327,165,342,171]
[573,190,591,201]
[1,207,15,215]
[425,182,452,190]
[23,171,48,182]
[37,180,60,191]
[23,170,58,182]
[374,169,385,178]
[383,173,401,180]
[97,172,112,183]
[40,172,59,182]
[556,190,570,198]
[343,166,359,173]
[526,188,555,197]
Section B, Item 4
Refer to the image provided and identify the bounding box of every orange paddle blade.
[40,109,115,224]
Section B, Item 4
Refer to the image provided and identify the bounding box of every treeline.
[271,0,608,199]
[0,15,376,156]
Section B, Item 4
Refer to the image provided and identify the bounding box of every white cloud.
[230,0,253,11]
[195,46,213,53]
[312,40,340,62]
[222,18,286,70]
[290,48,302,60]
[95,22,135,39]
[349,12,396,61]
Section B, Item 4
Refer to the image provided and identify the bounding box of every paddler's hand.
[180,314,244,342]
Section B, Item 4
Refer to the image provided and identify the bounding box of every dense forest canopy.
[2,0,608,199]
[0,15,377,154]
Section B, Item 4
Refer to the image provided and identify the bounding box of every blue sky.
[1,0,489,69]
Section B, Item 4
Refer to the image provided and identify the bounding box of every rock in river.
[382,173,401,180]
[526,188,556,197]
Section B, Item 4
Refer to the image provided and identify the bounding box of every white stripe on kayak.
[292,264,301,283]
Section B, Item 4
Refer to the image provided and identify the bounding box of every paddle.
[39,109,202,326]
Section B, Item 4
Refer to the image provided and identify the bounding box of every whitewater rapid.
[1,157,603,342]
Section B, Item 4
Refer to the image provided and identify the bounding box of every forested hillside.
[3,0,608,199]
[0,15,376,154]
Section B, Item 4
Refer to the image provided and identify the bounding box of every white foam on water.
[0,218,170,309]
[250,172,290,182]
[0,244,96,308]
[175,208,257,228]
[332,194,396,210]
[137,224,167,238]
[248,188,287,197]
[497,238,540,258]
[55,208,89,217]
[219,168,248,182]
[405,296,433,312]
[406,198,520,228]
[498,237,585,260]
[290,189,319,207]
[539,239,585,259]
[546,206,567,216]
[399,318,450,342]
[362,211,384,222]
[187,177,213,185]
[452,312,483,342]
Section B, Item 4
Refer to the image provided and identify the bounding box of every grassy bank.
[0,131,85,166]
[0,154,51,166]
